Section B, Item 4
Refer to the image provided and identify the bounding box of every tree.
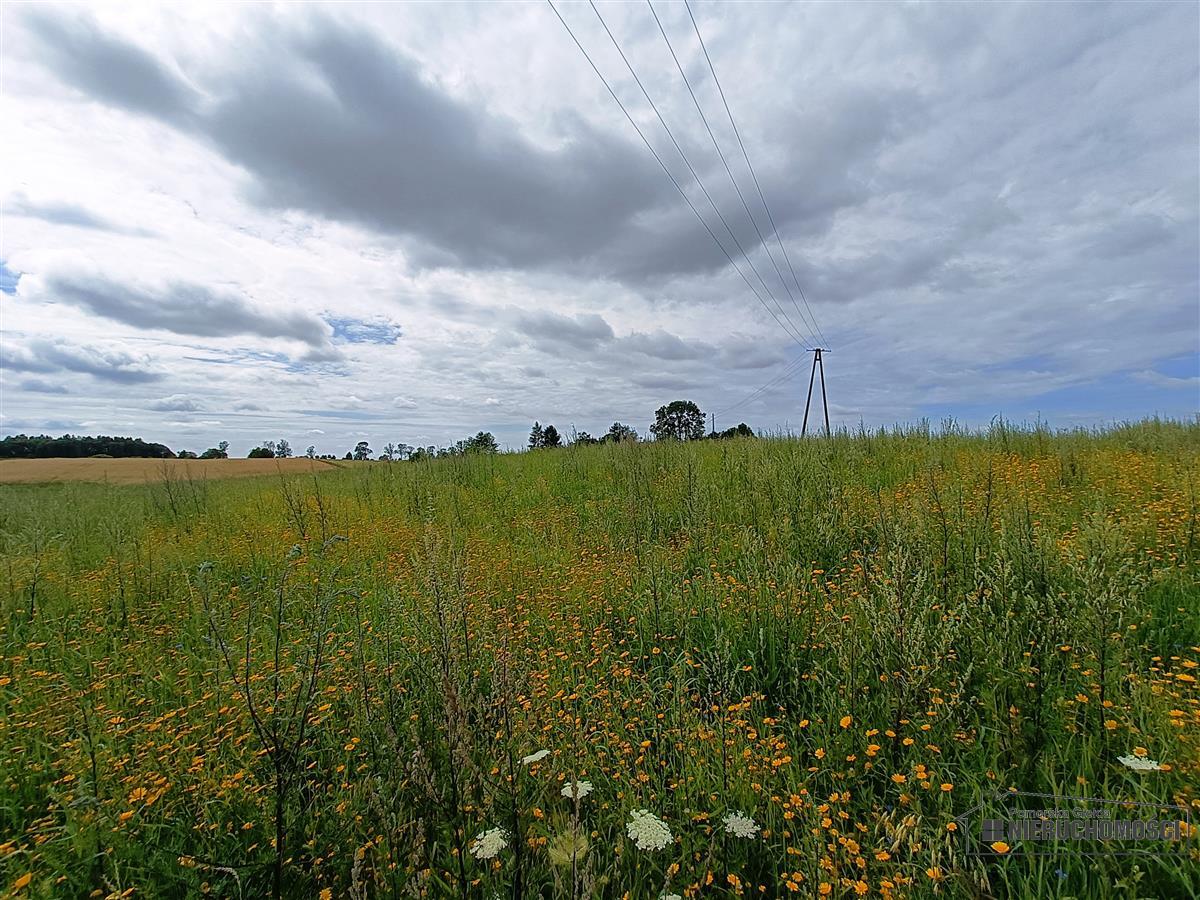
[465,431,499,454]
[276,439,292,458]
[199,447,225,459]
[573,431,598,445]
[305,446,316,459]
[529,422,544,450]
[396,443,413,461]
[218,440,230,456]
[353,441,371,461]
[382,442,397,461]
[343,452,353,460]
[650,401,705,441]
[542,425,562,448]
[711,422,755,440]
[177,449,198,459]
[248,446,275,458]
[605,422,638,443]
[262,440,277,457]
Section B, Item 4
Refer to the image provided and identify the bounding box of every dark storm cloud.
[4,338,162,383]
[44,273,338,357]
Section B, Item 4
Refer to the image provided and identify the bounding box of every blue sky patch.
[326,316,403,345]
[0,261,20,295]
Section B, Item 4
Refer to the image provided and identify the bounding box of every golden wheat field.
[0,421,1197,899]
[0,458,339,485]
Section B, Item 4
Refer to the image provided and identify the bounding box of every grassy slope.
[0,419,1197,898]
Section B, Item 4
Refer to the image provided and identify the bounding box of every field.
[1,420,1197,899]
[0,458,338,486]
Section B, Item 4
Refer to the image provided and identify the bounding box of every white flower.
[521,749,551,766]
[660,894,682,900]
[470,827,508,860]
[1118,754,1162,771]
[626,809,673,851]
[722,811,760,839]
[561,780,593,800]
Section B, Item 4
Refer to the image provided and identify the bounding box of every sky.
[1,0,1197,456]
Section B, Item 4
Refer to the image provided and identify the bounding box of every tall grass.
[1,419,1197,898]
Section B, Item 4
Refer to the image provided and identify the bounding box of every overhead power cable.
[587,0,815,348]
[714,353,810,418]
[684,0,829,348]
[546,0,810,349]
[646,0,822,347]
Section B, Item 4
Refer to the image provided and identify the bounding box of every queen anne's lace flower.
[722,811,760,839]
[626,809,672,851]
[470,827,508,860]
[1118,754,1162,771]
[521,749,551,765]
[561,780,593,800]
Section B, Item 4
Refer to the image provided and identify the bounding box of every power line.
[587,0,814,348]
[546,0,810,350]
[646,0,822,347]
[684,0,829,348]
[714,353,810,417]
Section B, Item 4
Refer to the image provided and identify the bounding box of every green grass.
[1,419,1197,899]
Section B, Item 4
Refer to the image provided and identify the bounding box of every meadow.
[0,419,1197,899]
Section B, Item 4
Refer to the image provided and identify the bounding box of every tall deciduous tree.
[542,425,561,448]
[650,401,705,441]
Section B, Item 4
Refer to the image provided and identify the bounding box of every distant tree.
[396,443,413,461]
[542,425,562,448]
[465,431,499,454]
[177,450,198,459]
[199,447,225,459]
[605,422,638,443]
[248,446,275,459]
[382,442,397,461]
[218,440,230,456]
[711,422,755,440]
[276,439,292,458]
[343,452,353,460]
[353,441,371,461]
[529,422,544,449]
[573,431,598,445]
[0,434,174,459]
[651,400,705,441]
[305,445,316,459]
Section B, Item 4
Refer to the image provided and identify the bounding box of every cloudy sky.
[1,0,1197,455]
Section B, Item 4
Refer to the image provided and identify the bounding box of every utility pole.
[801,348,831,438]
[710,412,715,436]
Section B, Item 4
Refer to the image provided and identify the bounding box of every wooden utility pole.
[801,348,831,438]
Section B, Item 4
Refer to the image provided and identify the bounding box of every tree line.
[0,434,174,459]
[0,401,754,461]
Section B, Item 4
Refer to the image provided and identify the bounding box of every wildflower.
[661,894,682,900]
[839,715,852,728]
[1118,753,1162,771]
[561,780,593,801]
[470,827,508,860]
[722,811,760,839]
[626,809,672,851]
[990,840,1011,854]
[521,749,551,766]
